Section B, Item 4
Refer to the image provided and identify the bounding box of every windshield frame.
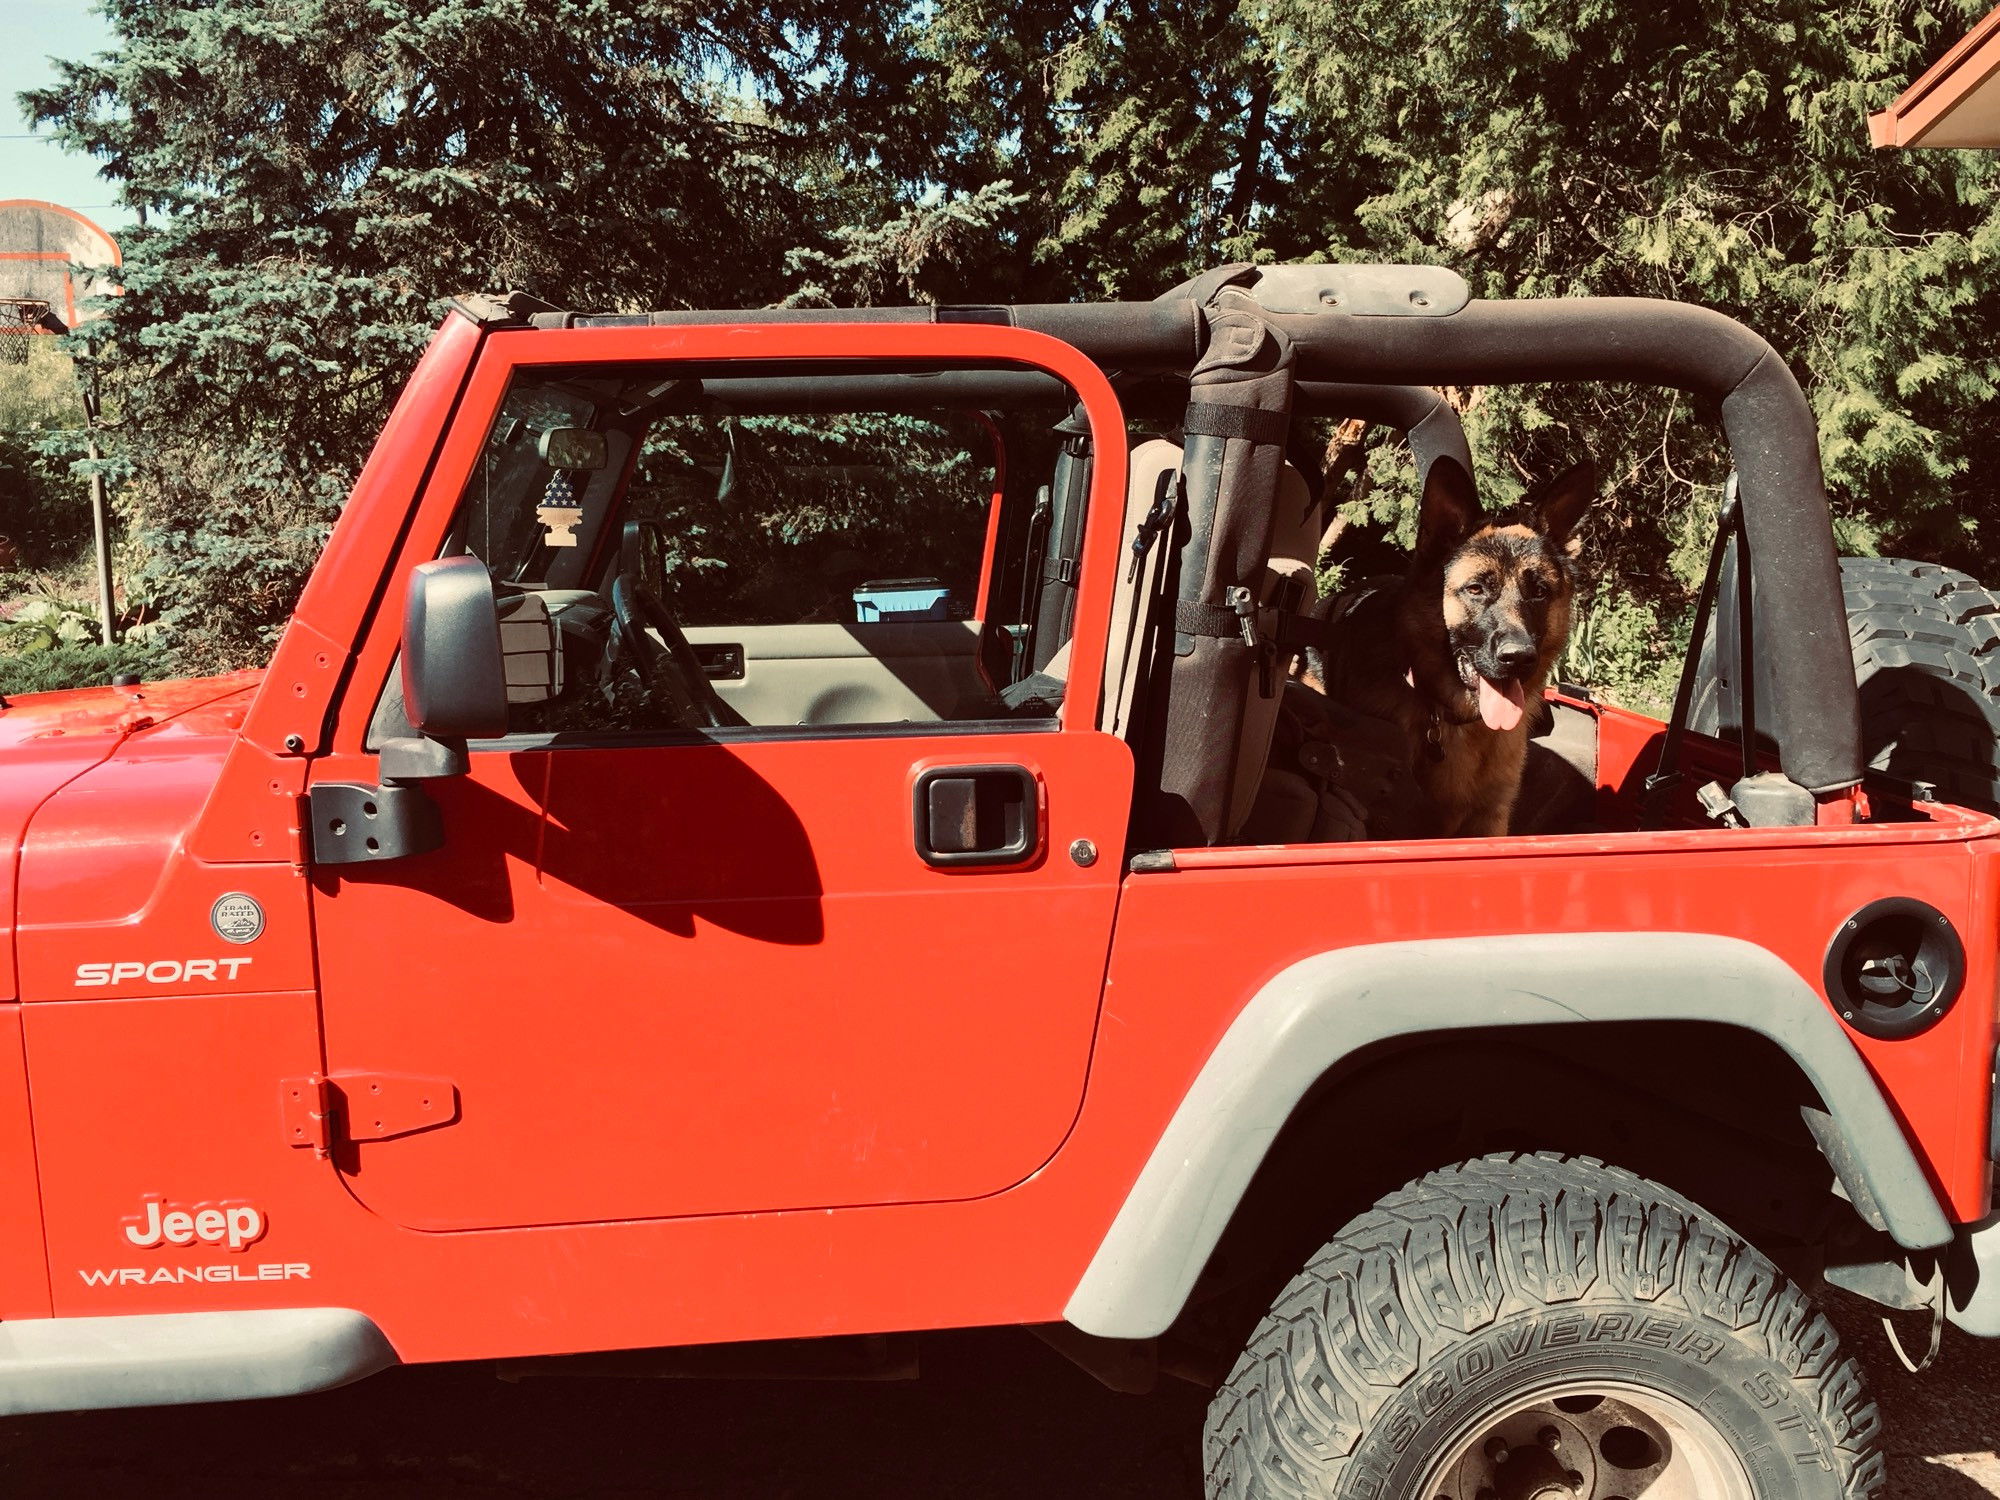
[329,321,1132,754]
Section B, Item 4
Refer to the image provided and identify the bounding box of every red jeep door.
[306,324,1134,1232]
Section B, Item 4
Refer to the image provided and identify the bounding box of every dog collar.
[1405,669,1447,759]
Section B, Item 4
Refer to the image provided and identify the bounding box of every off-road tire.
[1204,1153,1882,1499]
[1692,556,2000,810]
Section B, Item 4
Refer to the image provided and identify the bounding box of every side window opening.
[632,409,997,631]
[410,360,1089,745]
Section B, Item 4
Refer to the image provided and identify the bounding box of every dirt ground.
[1,1290,1996,1497]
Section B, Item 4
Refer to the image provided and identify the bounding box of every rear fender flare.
[1064,931,1952,1340]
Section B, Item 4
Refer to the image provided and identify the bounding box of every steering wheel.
[607,573,738,729]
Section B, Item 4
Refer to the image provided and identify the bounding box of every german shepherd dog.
[1307,455,1596,838]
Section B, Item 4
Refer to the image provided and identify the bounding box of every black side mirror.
[311,556,520,864]
[383,555,509,781]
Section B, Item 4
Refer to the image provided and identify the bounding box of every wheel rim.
[1419,1379,1755,1500]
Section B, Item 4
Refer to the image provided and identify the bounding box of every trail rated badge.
[210,893,265,945]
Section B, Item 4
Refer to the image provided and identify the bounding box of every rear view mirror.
[537,427,609,471]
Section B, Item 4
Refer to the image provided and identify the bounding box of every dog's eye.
[1521,574,1549,600]
[1461,578,1492,600]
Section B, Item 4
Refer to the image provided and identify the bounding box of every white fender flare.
[1065,932,1953,1339]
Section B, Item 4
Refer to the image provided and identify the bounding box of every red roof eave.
[1871,2,2000,149]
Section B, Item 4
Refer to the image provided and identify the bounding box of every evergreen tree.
[25,0,859,667]
[25,0,2000,682]
[1259,0,2000,600]
[780,0,1325,302]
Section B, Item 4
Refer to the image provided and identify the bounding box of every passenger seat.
[1102,442,1321,842]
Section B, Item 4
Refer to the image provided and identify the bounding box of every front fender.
[1064,931,1952,1340]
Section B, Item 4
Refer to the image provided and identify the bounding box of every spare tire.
[1692,556,2000,810]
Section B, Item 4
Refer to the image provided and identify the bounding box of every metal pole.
[82,381,114,646]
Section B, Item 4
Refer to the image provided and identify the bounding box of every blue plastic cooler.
[852,577,952,622]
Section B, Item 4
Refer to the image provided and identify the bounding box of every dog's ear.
[1414,457,1482,567]
[1528,458,1597,558]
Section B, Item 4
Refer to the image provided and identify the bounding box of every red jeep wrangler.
[2,265,1997,1500]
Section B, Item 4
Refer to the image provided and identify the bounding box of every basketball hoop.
[0,200,120,359]
[0,300,53,364]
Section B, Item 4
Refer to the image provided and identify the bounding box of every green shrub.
[0,598,100,652]
[0,341,92,570]
[0,640,172,699]
[1559,590,1691,719]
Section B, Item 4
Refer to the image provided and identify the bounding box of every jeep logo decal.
[122,1196,265,1252]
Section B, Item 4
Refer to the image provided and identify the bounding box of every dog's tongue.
[1477,675,1527,732]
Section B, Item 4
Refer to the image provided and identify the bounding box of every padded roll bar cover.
[575,299,1209,370]
[1259,297,1861,794]
[1295,381,1449,431]
[1030,406,1094,673]
[1007,300,1208,369]
[1140,291,1298,847]
[548,300,1208,368]
[1227,463,1319,838]
[551,306,939,328]
[689,370,1075,412]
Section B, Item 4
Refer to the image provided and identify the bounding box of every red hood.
[0,670,263,1001]
[0,669,263,749]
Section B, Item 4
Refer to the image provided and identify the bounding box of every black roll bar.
[634,371,1469,495]
[542,274,1857,792]
[1296,383,1473,497]
[1242,298,1858,796]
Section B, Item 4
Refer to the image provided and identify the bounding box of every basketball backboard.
[0,199,120,353]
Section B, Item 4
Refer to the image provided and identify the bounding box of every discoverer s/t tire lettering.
[1204,1153,1883,1499]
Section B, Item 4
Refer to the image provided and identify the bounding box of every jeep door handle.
[913,765,1038,867]
[691,641,744,679]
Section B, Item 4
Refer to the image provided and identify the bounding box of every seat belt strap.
[1173,593,1259,647]
[1110,469,1182,739]
[1643,480,1741,828]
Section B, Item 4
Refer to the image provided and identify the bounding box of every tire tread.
[1204,1152,1882,1499]
[1691,556,2000,810]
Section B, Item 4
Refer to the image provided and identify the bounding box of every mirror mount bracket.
[380,735,469,784]
[307,737,467,868]
[308,779,445,866]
